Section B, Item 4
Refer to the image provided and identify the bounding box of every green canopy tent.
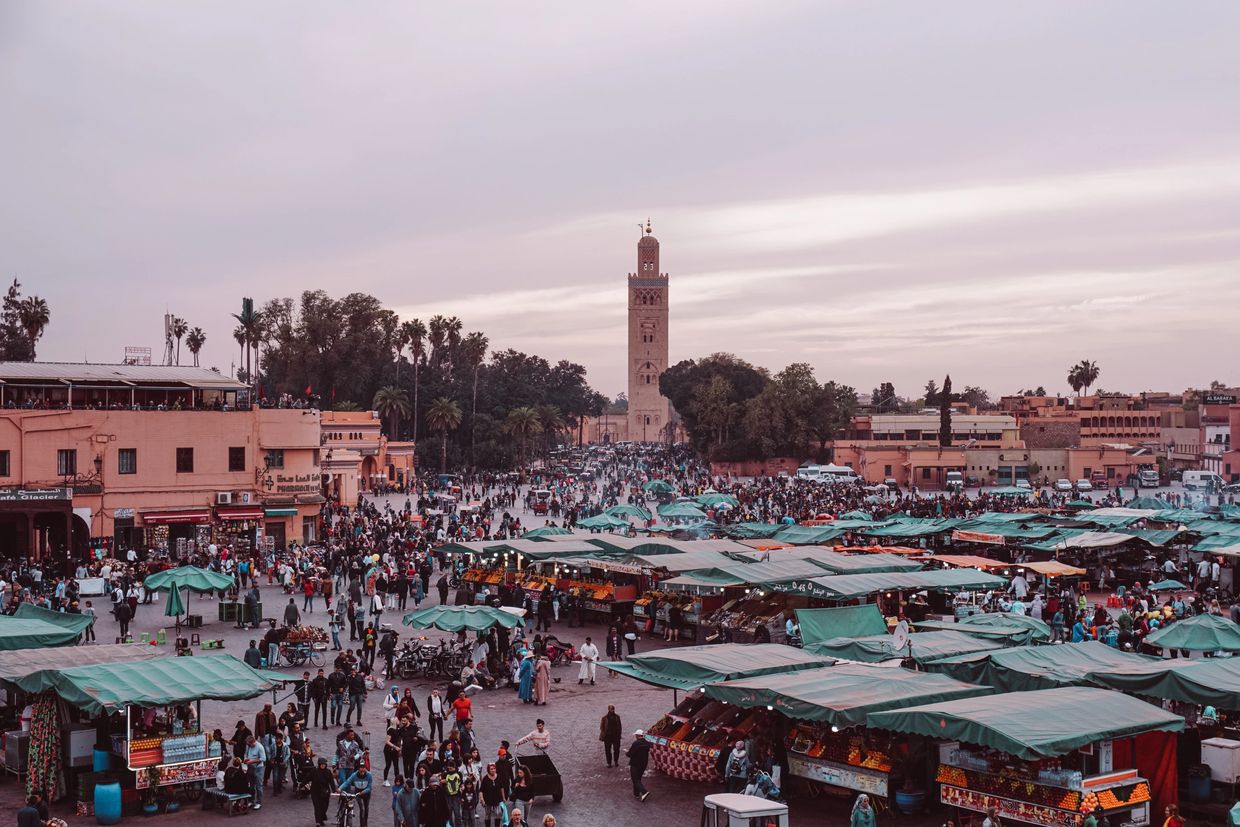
[807,630,1006,665]
[642,480,676,494]
[1128,496,1174,510]
[695,493,740,509]
[142,565,235,593]
[1087,657,1240,709]
[721,522,785,540]
[604,504,652,521]
[1064,500,1099,510]
[522,526,575,539]
[925,640,1155,691]
[11,602,94,636]
[165,585,186,619]
[0,616,85,650]
[6,654,280,716]
[1148,579,1188,592]
[912,612,1051,644]
[402,605,523,632]
[840,510,873,520]
[769,525,849,546]
[1145,613,1240,652]
[576,513,632,531]
[773,568,1009,600]
[704,662,993,729]
[0,643,160,685]
[866,686,1183,760]
[795,604,889,649]
[657,502,708,520]
[600,643,833,690]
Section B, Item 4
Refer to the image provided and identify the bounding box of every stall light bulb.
[766,705,774,711]
[831,726,840,733]
[699,687,706,694]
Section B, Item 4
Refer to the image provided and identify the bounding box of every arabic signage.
[1204,394,1236,406]
[135,759,217,789]
[0,487,72,503]
[789,754,888,796]
[264,473,320,495]
[952,530,1008,546]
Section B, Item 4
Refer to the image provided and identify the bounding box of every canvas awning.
[808,630,1006,664]
[0,643,161,684]
[795,604,889,648]
[1087,657,1240,710]
[866,687,1183,760]
[1020,561,1087,578]
[916,554,1010,571]
[704,663,992,728]
[774,568,1009,600]
[143,565,235,594]
[600,643,833,690]
[1144,614,1240,653]
[402,605,523,632]
[6,654,279,715]
[767,548,923,575]
[913,612,1050,644]
[140,508,212,525]
[0,616,84,650]
[11,602,94,635]
[926,640,1156,691]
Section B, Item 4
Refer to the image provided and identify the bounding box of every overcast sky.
[4,2,1239,399]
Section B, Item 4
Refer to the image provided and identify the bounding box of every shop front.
[0,486,74,562]
[138,508,212,556]
[213,505,264,556]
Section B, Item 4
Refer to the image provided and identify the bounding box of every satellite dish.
[892,620,910,653]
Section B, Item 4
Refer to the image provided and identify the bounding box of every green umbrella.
[642,480,675,494]
[164,586,186,618]
[578,513,630,530]
[144,565,235,594]
[1145,613,1240,652]
[1149,579,1187,591]
[523,526,574,538]
[402,605,522,632]
[695,493,739,508]
[605,504,651,520]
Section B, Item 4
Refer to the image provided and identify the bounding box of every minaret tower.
[627,220,671,442]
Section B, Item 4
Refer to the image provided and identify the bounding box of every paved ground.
[0,577,897,827]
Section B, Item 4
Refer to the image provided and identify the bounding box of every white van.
[1184,471,1225,491]
[795,464,821,481]
[945,470,964,491]
[701,793,789,827]
[819,463,859,485]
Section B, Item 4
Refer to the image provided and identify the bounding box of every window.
[0,450,8,477]
[175,447,194,473]
[57,449,77,476]
[921,468,931,479]
[884,464,892,476]
[118,448,137,475]
[229,447,246,472]
[265,449,285,469]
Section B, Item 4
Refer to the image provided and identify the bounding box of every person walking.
[328,665,348,727]
[851,793,877,827]
[625,729,650,801]
[307,757,338,827]
[533,654,551,706]
[577,636,599,685]
[346,668,367,726]
[599,705,622,767]
[724,740,750,794]
[418,773,452,827]
[339,766,374,827]
[243,735,266,811]
[283,597,300,627]
[310,668,329,729]
[426,688,447,741]
[393,776,419,827]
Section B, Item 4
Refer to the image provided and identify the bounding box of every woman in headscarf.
[517,652,535,704]
[533,654,551,706]
[850,793,876,827]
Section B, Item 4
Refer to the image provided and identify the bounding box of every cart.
[516,751,563,803]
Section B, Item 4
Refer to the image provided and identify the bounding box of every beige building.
[320,410,416,506]
[627,221,672,442]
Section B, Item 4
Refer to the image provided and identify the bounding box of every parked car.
[1090,471,1108,489]
[1015,479,1032,491]
[1054,479,1073,492]
[884,478,899,491]
[1075,479,1093,492]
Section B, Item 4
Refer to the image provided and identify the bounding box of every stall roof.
[913,612,1051,644]
[861,519,963,538]
[12,602,94,635]
[704,663,993,728]
[768,525,849,546]
[8,654,280,715]
[0,615,84,650]
[807,630,1006,665]
[1088,657,1240,710]
[1145,613,1240,653]
[769,547,924,575]
[633,550,742,572]
[915,554,1010,571]
[796,604,889,648]
[774,568,1009,600]
[1020,561,1087,577]
[0,643,161,684]
[866,687,1183,760]
[926,640,1156,691]
[600,643,833,690]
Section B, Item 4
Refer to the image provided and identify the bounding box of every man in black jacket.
[326,666,348,727]
[600,705,622,767]
[626,729,651,801]
[309,668,329,729]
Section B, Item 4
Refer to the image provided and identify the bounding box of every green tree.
[809,381,858,458]
[535,405,565,456]
[961,385,991,411]
[939,374,953,447]
[401,318,427,440]
[0,280,35,361]
[923,379,940,407]
[503,406,543,466]
[18,295,50,361]
[425,397,463,473]
[232,299,264,391]
[372,386,412,439]
[459,331,489,463]
[170,316,188,365]
[871,382,897,413]
[186,327,206,366]
[1068,360,1099,396]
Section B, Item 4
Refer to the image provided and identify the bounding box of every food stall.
[634,589,723,642]
[2,654,276,815]
[866,687,1184,827]
[604,644,834,781]
[704,663,991,800]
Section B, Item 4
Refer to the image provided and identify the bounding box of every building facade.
[627,221,672,442]
[320,410,416,506]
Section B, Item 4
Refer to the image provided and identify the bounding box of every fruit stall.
[700,591,808,644]
[866,687,1183,827]
[634,590,724,642]
[645,694,767,781]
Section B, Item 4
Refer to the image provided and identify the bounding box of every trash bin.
[94,780,122,825]
[93,749,110,772]
[1188,763,1213,803]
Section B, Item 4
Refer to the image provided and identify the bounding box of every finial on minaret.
[645,219,652,235]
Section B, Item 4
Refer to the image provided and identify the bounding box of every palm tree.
[504,406,543,466]
[233,325,247,381]
[232,303,264,391]
[460,331,489,464]
[372,386,412,439]
[427,315,448,370]
[445,316,463,379]
[186,327,206,366]
[170,316,188,365]
[1076,360,1100,396]
[18,296,50,360]
[536,405,565,456]
[401,318,427,440]
[425,397,463,473]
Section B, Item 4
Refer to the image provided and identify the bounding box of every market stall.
[0,614,87,651]
[403,605,524,631]
[1144,614,1240,654]
[867,687,1184,827]
[912,612,1052,645]
[795,604,890,650]
[807,630,1007,665]
[705,663,992,798]
[926,641,1160,692]
[605,644,834,782]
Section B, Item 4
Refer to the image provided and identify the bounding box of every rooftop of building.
[0,361,246,390]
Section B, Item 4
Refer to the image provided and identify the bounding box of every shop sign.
[789,754,888,796]
[263,473,320,495]
[1204,394,1236,405]
[135,758,218,788]
[941,784,1077,827]
[0,487,72,502]
[951,529,1007,545]
[114,507,135,520]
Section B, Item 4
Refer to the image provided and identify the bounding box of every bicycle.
[281,642,326,668]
